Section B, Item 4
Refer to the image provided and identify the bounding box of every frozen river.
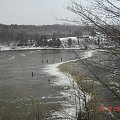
[0,49,92,120]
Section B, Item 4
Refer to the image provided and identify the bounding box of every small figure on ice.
[32,72,33,77]
[48,78,50,82]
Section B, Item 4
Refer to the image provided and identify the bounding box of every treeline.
[0,24,93,47]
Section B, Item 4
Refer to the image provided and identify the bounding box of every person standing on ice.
[32,72,33,77]
[48,78,50,82]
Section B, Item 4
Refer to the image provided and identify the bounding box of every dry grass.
[58,60,108,120]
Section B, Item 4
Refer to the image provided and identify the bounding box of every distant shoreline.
[0,47,87,51]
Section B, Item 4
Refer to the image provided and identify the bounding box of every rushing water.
[0,49,93,120]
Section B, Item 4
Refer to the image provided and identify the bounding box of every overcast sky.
[0,0,75,25]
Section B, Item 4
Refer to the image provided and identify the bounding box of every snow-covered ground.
[0,36,97,51]
[0,45,45,51]
[0,44,98,51]
[0,45,85,51]
[0,45,11,51]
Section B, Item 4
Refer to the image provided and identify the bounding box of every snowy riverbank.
[43,50,96,119]
[0,44,97,51]
[1,45,118,52]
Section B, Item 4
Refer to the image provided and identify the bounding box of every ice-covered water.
[0,49,96,120]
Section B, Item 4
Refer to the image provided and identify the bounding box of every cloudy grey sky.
[0,0,75,25]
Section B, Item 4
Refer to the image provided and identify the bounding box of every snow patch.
[81,50,96,59]
[0,45,11,51]
[20,54,26,57]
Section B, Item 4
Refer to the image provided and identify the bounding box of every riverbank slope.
[58,48,120,120]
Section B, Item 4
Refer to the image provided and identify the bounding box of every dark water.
[0,49,85,120]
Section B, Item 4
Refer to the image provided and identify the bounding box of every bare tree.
[67,0,120,44]
[66,0,120,98]
[57,1,120,119]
